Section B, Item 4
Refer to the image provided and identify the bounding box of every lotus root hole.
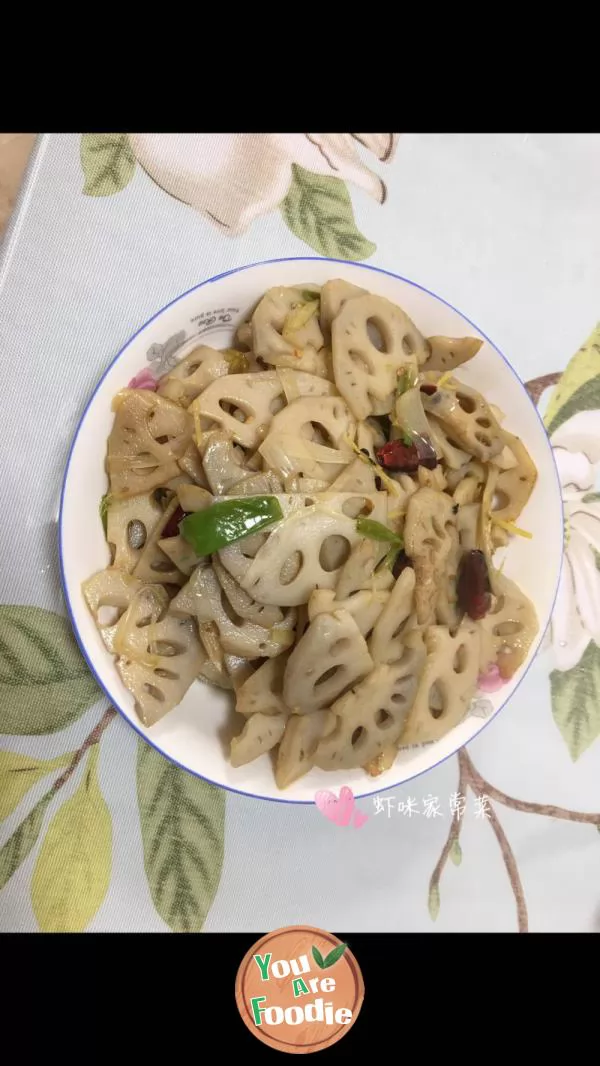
[453,644,469,674]
[475,431,491,447]
[351,726,366,747]
[492,490,510,511]
[342,496,372,519]
[349,349,371,374]
[375,708,394,728]
[494,620,523,637]
[148,640,184,657]
[219,399,249,423]
[367,318,387,353]
[154,668,179,680]
[391,691,407,705]
[476,417,491,429]
[279,551,303,586]
[428,682,445,719]
[97,605,121,626]
[127,520,147,550]
[457,392,477,414]
[143,683,165,702]
[330,638,351,655]
[319,535,351,572]
[402,333,415,356]
[315,666,340,687]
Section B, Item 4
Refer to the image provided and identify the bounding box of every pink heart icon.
[314,786,356,827]
[353,809,369,829]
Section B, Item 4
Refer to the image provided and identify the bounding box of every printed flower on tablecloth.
[80,133,401,260]
[550,411,600,672]
[537,325,600,760]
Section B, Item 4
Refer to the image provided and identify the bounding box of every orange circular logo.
[235,925,364,1054]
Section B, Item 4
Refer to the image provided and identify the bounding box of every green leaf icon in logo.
[312,942,348,969]
[312,945,325,969]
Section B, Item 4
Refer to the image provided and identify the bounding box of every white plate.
[59,257,564,803]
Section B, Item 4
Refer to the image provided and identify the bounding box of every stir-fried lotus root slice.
[420,336,483,374]
[315,647,425,770]
[283,609,373,713]
[236,656,290,717]
[455,503,480,552]
[252,286,326,376]
[435,523,461,630]
[309,587,389,638]
[489,429,537,524]
[106,492,164,573]
[399,621,480,745]
[158,534,203,576]
[230,713,287,768]
[235,320,253,351]
[417,463,448,492]
[224,654,255,690]
[192,371,286,450]
[404,488,457,625]
[423,383,503,463]
[230,471,283,496]
[275,711,335,789]
[176,564,296,659]
[133,498,187,587]
[478,571,538,679]
[157,345,232,407]
[331,294,428,420]
[107,390,193,498]
[447,460,486,504]
[369,567,416,663]
[178,442,209,488]
[260,396,356,483]
[176,484,213,513]
[199,430,252,495]
[239,493,386,607]
[212,555,285,630]
[319,279,367,336]
[199,658,232,690]
[335,538,393,599]
[117,614,205,727]
[217,529,269,585]
[82,568,143,651]
[329,456,377,494]
[426,416,471,471]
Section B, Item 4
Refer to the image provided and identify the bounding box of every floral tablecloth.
[1,133,600,933]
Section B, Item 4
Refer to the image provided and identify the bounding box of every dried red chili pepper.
[420,384,437,396]
[457,549,492,620]
[162,505,189,539]
[375,435,437,473]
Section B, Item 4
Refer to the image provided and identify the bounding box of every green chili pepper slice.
[356,516,403,547]
[180,495,283,556]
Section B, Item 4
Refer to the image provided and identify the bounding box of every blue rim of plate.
[58,255,565,805]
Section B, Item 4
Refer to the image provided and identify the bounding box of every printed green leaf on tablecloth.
[137,741,225,932]
[0,749,74,820]
[31,745,112,931]
[281,164,376,261]
[550,641,600,760]
[0,793,53,891]
[545,323,600,435]
[0,605,100,735]
[81,134,136,197]
[450,839,463,866]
